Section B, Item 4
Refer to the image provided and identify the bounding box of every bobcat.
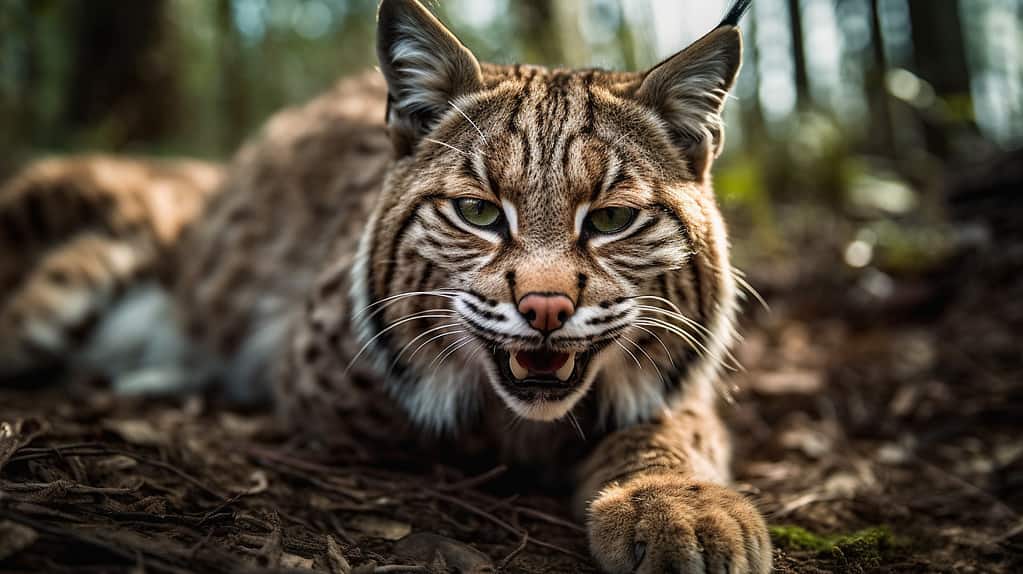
[0,0,770,571]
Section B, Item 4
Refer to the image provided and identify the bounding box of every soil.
[1,175,1021,573]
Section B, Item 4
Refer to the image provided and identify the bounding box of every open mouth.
[492,347,599,402]
[510,350,576,381]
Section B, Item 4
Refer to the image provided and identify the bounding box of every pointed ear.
[635,25,743,180]
[376,0,484,156]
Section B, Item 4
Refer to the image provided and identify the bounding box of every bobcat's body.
[1,1,771,572]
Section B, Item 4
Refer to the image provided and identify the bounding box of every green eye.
[455,198,502,228]
[587,206,637,234]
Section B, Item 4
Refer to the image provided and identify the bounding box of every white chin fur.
[509,397,578,422]
[491,372,594,424]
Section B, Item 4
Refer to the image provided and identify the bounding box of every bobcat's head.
[352,0,748,431]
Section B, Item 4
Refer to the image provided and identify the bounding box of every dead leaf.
[349,515,411,541]
[219,412,264,438]
[281,553,315,569]
[244,470,269,495]
[103,419,165,446]
[325,535,352,574]
[310,493,335,510]
[93,455,139,474]
[0,418,46,472]
[753,369,824,395]
[259,511,284,565]
[351,561,377,574]
[394,532,495,573]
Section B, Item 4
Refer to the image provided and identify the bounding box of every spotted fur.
[1,1,768,571]
[0,156,221,386]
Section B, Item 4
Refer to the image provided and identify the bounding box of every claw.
[632,540,647,568]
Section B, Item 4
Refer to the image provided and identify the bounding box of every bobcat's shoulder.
[172,72,393,400]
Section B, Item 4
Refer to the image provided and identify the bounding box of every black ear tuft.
[719,0,752,28]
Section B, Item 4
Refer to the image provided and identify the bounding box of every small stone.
[394,532,495,573]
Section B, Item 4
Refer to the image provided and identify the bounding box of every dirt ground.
[1,171,1021,573]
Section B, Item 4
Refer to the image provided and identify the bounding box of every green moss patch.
[770,524,898,567]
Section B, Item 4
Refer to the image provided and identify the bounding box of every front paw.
[587,474,771,573]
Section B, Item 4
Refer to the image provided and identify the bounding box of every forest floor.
[1,176,1022,573]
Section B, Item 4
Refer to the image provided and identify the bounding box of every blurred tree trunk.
[906,0,971,99]
[906,0,974,158]
[786,0,810,108]
[740,13,767,150]
[217,0,248,153]
[866,0,895,157]
[613,1,640,71]
[64,0,178,149]
[0,1,33,156]
[512,0,587,67]
[512,0,563,65]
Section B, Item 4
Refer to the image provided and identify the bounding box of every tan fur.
[0,156,221,379]
[0,1,768,571]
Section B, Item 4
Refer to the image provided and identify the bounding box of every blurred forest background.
[0,0,1021,266]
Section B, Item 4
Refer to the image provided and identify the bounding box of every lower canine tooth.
[556,352,576,381]
[509,353,528,380]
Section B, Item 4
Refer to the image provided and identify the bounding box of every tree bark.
[787,0,810,108]
[866,0,895,157]
[906,0,971,98]
[906,0,976,159]
[64,0,178,148]
[217,0,248,154]
[511,0,587,67]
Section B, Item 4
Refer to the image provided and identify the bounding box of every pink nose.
[517,293,575,334]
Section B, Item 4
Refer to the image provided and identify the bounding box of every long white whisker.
[428,337,469,370]
[404,329,466,365]
[631,296,745,373]
[363,298,457,328]
[448,100,488,147]
[639,304,745,371]
[611,132,630,147]
[464,342,488,369]
[566,411,586,441]
[615,340,642,368]
[634,304,714,338]
[634,317,702,350]
[732,268,769,311]
[390,322,463,370]
[424,137,470,156]
[430,335,476,370]
[345,311,458,375]
[636,317,743,372]
[628,295,684,315]
[633,325,676,368]
[503,407,526,433]
[634,317,710,358]
[352,289,459,319]
[622,334,664,384]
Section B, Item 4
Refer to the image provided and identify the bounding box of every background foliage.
[1,1,1019,256]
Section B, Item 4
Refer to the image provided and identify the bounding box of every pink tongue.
[516,351,570,374]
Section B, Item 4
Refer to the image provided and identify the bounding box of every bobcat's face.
[353,1,742,430]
